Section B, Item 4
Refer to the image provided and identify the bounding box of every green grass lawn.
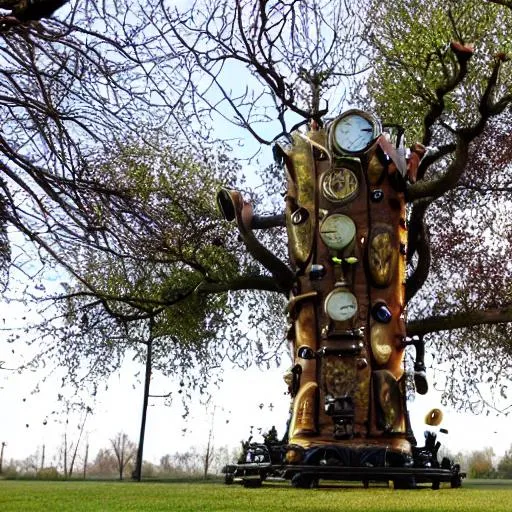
[0,479,511,512]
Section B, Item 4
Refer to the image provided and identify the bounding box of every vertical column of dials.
[315,156,371,439]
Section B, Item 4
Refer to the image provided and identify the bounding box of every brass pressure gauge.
[325,288,358,322]
[321,167,359,203]
[330,110,381,155]
[319,214,356,250]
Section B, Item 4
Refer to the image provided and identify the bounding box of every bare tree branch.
[408,305,512,337]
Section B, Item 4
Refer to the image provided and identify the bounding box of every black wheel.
[441,457,451,469]
[450,475,462,488]
[291,473,318,489]
[432,480,440,490]
[309,477,319,489]
[393,478,416,490]
[224,473,234,485]
[243,478,262,488]
[450,464,462,488]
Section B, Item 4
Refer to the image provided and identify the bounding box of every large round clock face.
[319,214,356,250]
[322,167,359,203]
[331,111,379,154]
[325,289,358,322]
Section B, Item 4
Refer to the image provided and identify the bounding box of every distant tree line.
[0,432,238,481]
[442,446,512,479]
[2,435,512,481]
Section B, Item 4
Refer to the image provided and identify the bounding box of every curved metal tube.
[217,188,295,291]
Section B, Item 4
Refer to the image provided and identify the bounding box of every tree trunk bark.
[119,435,125,480]
[68,408,90,478]
[133,337,152,481]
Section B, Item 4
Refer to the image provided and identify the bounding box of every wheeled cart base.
[223,462,464,490]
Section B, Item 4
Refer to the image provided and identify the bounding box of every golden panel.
[370,323,393,365]
[373,370,405,433]
[290,381,318,436]
[398,212,408,307]
[367,153,385,184]
[289,132,315,207]
[369,228,397,287]
[294,302,317,384]
[323,358,356,397]
[322,358,369,432]
[284,132,316,265]
[322,168,359,203]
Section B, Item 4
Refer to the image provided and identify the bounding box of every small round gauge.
[325,289,358,322]
[319,214,356,250]
[322,167,359,203]
[330,110,380,154]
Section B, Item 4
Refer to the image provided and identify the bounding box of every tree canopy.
[363,0,512,413]
[1,0,511,417]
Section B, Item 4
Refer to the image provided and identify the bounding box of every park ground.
[0,479,511,512]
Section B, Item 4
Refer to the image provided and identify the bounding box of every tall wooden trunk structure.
[280,111,411,466]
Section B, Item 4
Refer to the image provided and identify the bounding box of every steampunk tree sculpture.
[276,114,416,469]
[219,110,462,489]
[201,0,512,490]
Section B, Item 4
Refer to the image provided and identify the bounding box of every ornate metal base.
[222,443,464,490]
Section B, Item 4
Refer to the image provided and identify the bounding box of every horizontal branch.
[407,136,470,201]
[195,275,285,294]
[416,143,456,182]
[407,304,512,337]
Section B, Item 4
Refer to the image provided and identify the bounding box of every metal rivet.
[371,189,384,202]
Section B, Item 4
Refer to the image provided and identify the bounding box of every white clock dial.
[319,214,356,250]
[325,289,358,322]
[331,110,380,154]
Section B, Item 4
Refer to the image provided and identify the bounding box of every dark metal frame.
[222,441,464,490]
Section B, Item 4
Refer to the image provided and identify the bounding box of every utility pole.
[41,444,45,470]
[0,442,5,474]
[83,443,89,480]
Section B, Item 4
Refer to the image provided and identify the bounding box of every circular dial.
[319,214,356,250]
[322,167,359,202]
[331,111,379,154]
[325,289,358,322]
